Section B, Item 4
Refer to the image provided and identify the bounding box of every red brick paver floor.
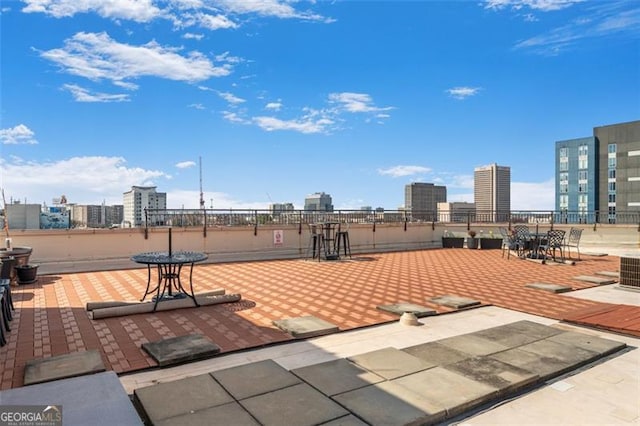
[0,249,634,389]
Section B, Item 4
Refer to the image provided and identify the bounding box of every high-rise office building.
[404,183,446,220]
[304,192,333,212]
[555,120,639,223]
[123,186,167,227]
[474,163,511,222]
[269,203,295,215]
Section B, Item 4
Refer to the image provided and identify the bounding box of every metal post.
[144,208,148,239]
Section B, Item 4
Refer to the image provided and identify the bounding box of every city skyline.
[1,1,638,211]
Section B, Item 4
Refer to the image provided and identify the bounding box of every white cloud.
[213,0,328,22]
[511,179,555,210]
[192,12,238,30]
[0,156,169,205]
[378,166,431,177]
[244,92,392,134]
[218,91,245,104]
[39,32,234,87]
[21,0,331,29]
[175,161,196,169]
[328,92,393,114]
[265,102,282,111]
[512,3,640,54]
[22,0,163,21]
[222,111,249,124]
[0,124,38,145]
[62,84,130,102]
[188,103,205,110]
[484,0,580,12]
[253,116,334,134]
[183,32,204,40]
[446,86,482,100]
[169,190,269,209]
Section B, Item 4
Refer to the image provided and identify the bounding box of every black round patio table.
[131,251,208,312]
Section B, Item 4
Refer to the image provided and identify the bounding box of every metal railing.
[143,208,640,234]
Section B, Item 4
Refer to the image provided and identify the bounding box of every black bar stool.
[306,224,324,261]
[335,223,352,259]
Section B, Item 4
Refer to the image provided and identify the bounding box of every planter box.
[467,237,479,249]
[442,237,464,248]
[479,238,503,250]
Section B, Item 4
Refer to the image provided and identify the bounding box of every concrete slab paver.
[239,382,348,426]
[333,380,446,426]
[443,356,539,397]
[347,347,435,380]
[23,349,106,386]
[211,359,301,400]
[273,315,339,338]
[291,358,385,396]
[430,295,481,309]
[471,319,565,348]
[133,374,233,424]
[154,402,259,426]
[376,302,437,317]
[547,330,627,356]
[403,341,472,366]
[141,334,220,367]
[437,333,510,356]
[391,366,498,419]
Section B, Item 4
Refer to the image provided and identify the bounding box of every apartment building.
[474,163,511,222]
[595,121,640,223]
[555,120,640,223]
[123,186,167,227]
[555,137,598,223]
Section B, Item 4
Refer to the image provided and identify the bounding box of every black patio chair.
[513,225,532,256]
[564,227,583,260]
[538,229,566,262]
[499,227,521,259]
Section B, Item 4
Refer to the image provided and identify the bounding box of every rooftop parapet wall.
[5,223,638,274]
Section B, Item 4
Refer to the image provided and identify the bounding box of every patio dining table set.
[306,222,352,261]
[501,225,583,263]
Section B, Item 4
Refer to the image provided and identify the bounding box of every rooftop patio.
[1,246,638,391]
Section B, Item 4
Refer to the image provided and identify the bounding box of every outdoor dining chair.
[564,227,583,260]
[538,229,566,262]
[513,225,532,255]
[499,227,521,259]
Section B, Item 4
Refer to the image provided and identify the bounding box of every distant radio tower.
[199,156,205,210]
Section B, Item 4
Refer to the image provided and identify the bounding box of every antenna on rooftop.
[199,156,205,210]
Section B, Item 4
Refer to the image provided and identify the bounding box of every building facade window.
[559,172,569,193]
[608,143,617,153]
[559,147,569,171]
[578,144,588,169]
[559,195,568,209]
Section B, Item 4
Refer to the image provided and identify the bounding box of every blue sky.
[1,0,638,211]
